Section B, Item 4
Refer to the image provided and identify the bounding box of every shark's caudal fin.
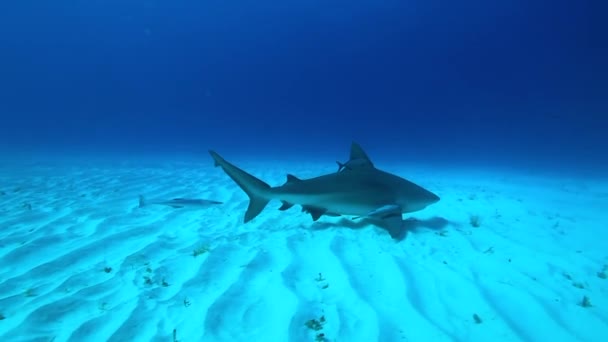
[209,150,271,223]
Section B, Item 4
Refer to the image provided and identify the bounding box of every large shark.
[209,142,440,231]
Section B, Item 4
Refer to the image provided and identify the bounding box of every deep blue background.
[0,0,606,169]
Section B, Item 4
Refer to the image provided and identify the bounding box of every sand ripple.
[0,161,606,341]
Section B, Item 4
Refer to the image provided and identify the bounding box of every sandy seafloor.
[0,155,607,342]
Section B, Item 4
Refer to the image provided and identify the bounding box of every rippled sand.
[0,157,606,341]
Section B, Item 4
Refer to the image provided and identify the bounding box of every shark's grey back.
[209,142,440,224]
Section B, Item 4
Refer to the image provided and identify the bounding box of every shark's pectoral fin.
[301,205,327,221]
[279,201,294,211]
[352,204,401,220]
[382,214,405,237]
[367,204,402,218]
[352,204,404,231]
[366,204,404,234]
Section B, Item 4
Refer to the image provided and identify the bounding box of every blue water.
[1,2,608,341]
[0,1,605,166]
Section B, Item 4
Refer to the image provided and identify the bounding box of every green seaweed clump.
[580,296,592,308]
[473,313,482,324]
[597,265,607,279]
[572,282,585,289]
[469,215,481,228]
[161,278,170,287]
[305,315,326,331]
[24,288,37,297]
[192,245,210,257]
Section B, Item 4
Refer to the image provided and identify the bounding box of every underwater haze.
[1,1,607,342]
[1,0,606,168]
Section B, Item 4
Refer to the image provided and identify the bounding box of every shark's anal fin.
[279,201,294,211]
[302,205,327,221]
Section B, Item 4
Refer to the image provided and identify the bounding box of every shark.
[209,142,440,232]
[138,195,222,209]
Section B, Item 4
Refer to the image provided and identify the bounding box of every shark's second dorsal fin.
[286,174,302,183]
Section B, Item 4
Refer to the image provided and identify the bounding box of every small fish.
[138,195,222,209]
[336,157,373,172]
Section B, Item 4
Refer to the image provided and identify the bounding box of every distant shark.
[209,142,440,232]
[138,195,222,209]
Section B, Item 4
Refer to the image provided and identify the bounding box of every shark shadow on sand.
[311,216,450,241]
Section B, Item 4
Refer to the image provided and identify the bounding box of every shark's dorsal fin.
[286,174,302,183]
[345,142,374,169]
[350,142,372,163]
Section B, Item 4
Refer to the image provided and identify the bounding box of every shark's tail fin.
[209,150,272,223]
[138,195,146,208]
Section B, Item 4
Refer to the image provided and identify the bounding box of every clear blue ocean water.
[0,1,607,341]
[1,0,605,169]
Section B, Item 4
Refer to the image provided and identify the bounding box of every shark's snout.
[417,189,440,210]
[429,191,440,203]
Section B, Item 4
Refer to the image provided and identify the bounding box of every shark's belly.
[281,191,392,216]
